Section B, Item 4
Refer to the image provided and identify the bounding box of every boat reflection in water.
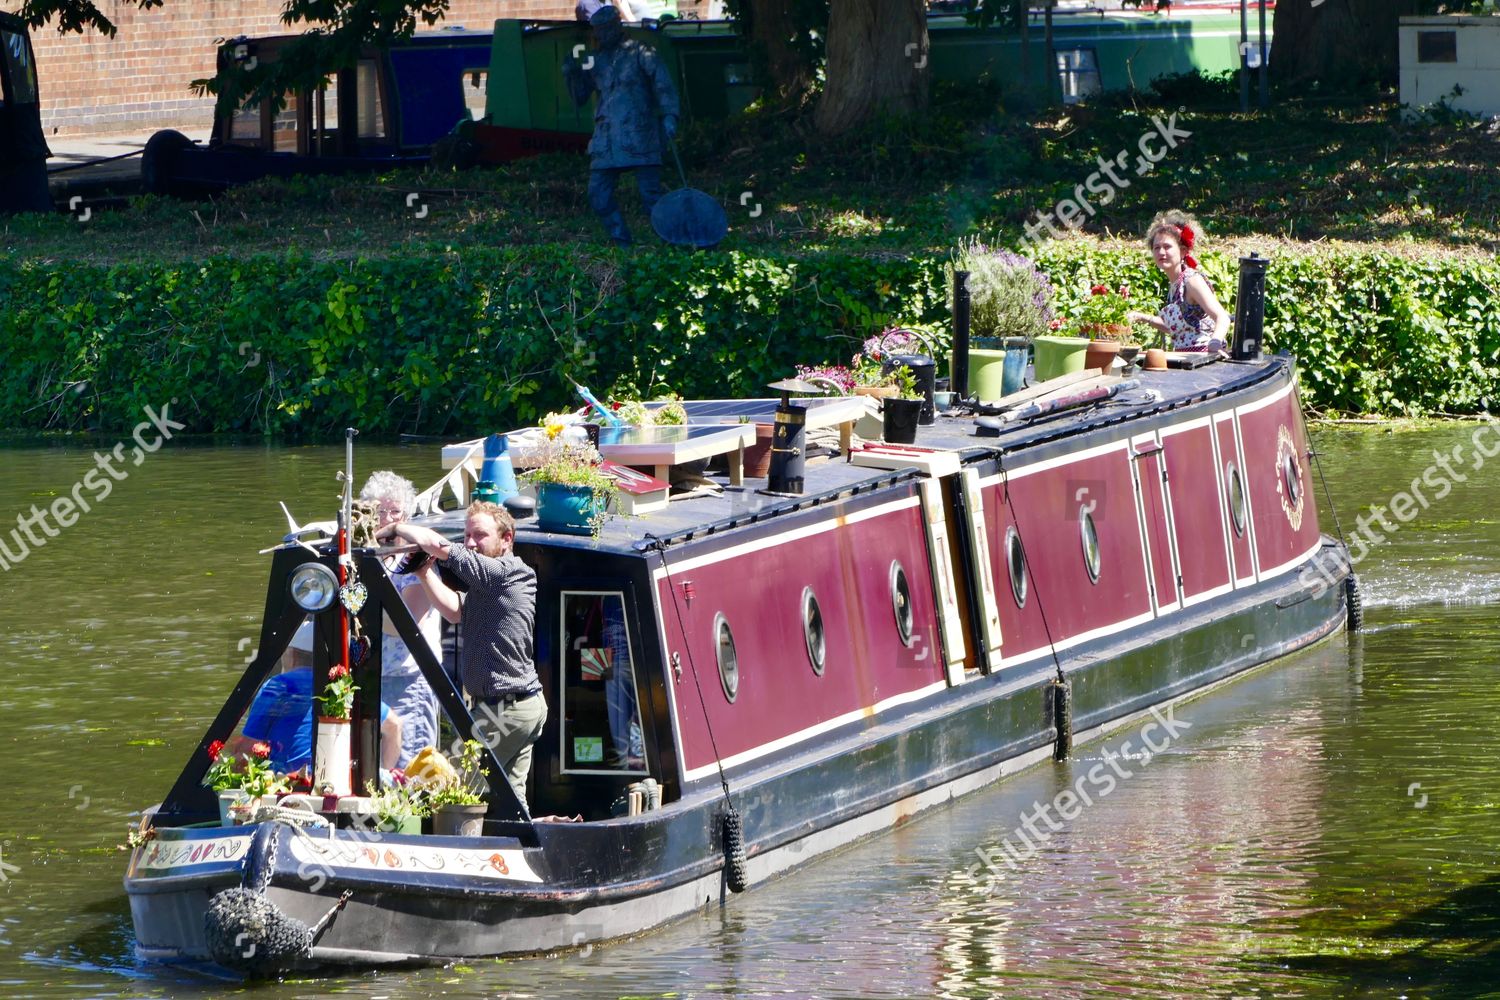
[124,350,1355,974]
[930,705,1328,997]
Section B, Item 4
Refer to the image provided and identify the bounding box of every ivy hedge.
[1,243,1496,436]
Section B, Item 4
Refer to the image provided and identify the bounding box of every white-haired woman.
[361,470,445,768]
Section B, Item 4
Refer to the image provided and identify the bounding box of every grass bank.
[3,80,1497,264]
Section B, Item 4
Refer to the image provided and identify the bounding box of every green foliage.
[0,243,1496,435]
[953,240,1054,341]
[1032,244,1500,415]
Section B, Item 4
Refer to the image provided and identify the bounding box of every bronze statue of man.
[563,5,680,247]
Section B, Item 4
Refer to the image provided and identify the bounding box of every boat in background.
[124,311,1351,973]
[139,5,1268,196]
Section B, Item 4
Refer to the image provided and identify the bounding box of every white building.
[1399,15,1500,118]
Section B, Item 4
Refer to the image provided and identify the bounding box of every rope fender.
[204,821,351,976]
[721,807,748,894]
[1345,573,1363,632]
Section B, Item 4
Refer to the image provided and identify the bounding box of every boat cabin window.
[356,59,386,138]
[461,70,487,120]
[1080,507,1101,583]
[890,561,914,646]
[559,591,647,774]
[1055,47,1101,105]
[309,78,339,154]
[1282,449,1303,508]
[1227,462,1247,537]
[1006,527,1028,608]
[802,587,826,676]
[228,104,262,146]
[715,613,739,702]
[273,94,300,152]
[3,27,37,105]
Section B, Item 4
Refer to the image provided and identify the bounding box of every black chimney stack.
[1231,253,1268,361]
[952,269,971,398]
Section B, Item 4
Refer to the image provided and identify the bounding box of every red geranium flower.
[611,401,622,411]
[207,739,225,760]
[251,741,271,759]
[329,663,350,681]
[1178,223,1195,249]
[1090,284,1110,296]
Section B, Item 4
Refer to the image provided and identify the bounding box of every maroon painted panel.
[1162,423,1232,600]
[1133,444,1180,609]
[1240,391,1323,575]
[985,446,1153,661]
[658,499,948,777]
[1215,416,1255,580]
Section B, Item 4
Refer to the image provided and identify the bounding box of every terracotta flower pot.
[1085,339,1122,374]
[741,422,776,478]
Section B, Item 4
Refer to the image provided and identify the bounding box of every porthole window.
[714,614,739,703]
[1006,527,1027,608]
[1080,507,1101,583]
[802,587,826,676]
[890,561,914,646]
[1227,462,1247,537]
[1282,450,1302,508]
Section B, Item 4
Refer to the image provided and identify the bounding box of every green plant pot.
[383,814,423,835]
[966,348,1010,402]
[1033,336,1091,382]
[536,482,602,535]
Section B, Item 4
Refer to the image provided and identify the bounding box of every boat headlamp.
[289,562,340,612]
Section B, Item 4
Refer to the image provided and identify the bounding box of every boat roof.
[442,354,1289,557]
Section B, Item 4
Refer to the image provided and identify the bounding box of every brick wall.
[9,0,578,135]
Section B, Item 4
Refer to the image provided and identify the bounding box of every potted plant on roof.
[204,739,288,825]
[525,426,618,538]
[951,241,1055,399]
[1073,282,1139,375]
[412,740,489,837]
[203,740,250,825]
[354,777,427,835]
[881,364,924,445]
[850,349,897,399]
[313,660,356,796]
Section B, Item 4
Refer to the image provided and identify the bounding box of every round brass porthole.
[714,613,739,703]
[1227,462,1247,537]
[1006,526,1027,608]
[1283,449,1303,509]
[802,587,826,676]
[1080,507,1101,584]
[890,561,914,646]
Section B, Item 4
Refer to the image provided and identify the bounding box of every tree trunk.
[1270,0,1421,90]
[813,0,928,136]
[744,0,818,106]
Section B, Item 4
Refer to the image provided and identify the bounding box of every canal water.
[0,424,1496,999]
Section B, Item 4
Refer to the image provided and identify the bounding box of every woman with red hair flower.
[1126,209,1230,353]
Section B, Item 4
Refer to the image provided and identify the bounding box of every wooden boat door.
[1130,431,1183,614]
